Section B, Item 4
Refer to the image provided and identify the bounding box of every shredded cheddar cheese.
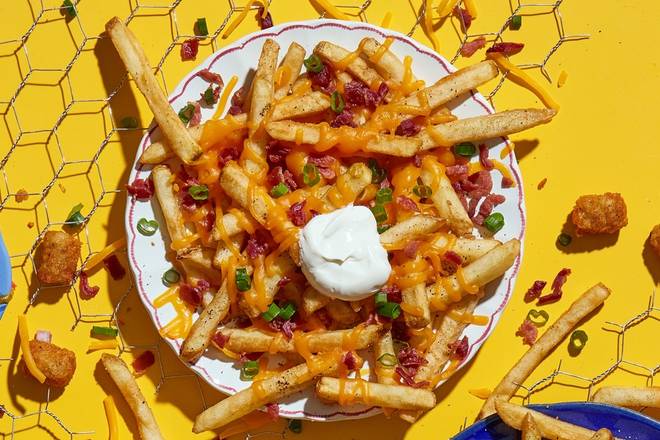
[557,70,568,88]
[315,0,352,20]
[212,75,238,120]
[423,0,439,51]
[222,0,258,39]
[103,395,119,440]
[469,388,492,399]
[84,238,126,271]
[88,339,119,351]
[380,11,392,28]
[18,315,46,383]
[153,287,194,339]
[439,0,461,17]
[463,0,478,19]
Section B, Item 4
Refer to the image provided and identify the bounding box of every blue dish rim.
[453,402,660,439]
[0,231,11,297]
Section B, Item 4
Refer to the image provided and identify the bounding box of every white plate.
[125,19,526,421]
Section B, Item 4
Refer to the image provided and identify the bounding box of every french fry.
[101,354,164,440]
[180,280,230,362]
[379,215,446,248]
[239,252,296,318]
[418,109,557,148]
[402,282,431,329]
[212,233,245,270]
[314,41,385,91]
[105,17,201,164]
[274,42,306,100]
[242,39,280,179]
[325,300,360,327]
[359,37,408,85]
[480,283,611,418]
[495,401,617,440]
[420,158,473,236]
[193,355,339,432]
[212,211,251,242]
[302,286,331,315]
[429,239,520,310]
[522,413,542,440]
[270,91,331,121]
[316,377,436,410]
[445,237,501,263]
[374,331,397,385]
[219,325,383,354]
[177,247,222,285]
[265,120,421,157]
[151,165,193,250]
[591,386,660,408]
[590,429,614,440]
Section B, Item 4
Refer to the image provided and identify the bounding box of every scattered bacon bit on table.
[524,280,547,302]
[516,319,538,346]
[181,38,199,61]
[79,272,100,300]
[461,37,487,57]
[15,189,29,203]
[537,177,547,190]
[537,268,571,305]
[486,42,525,56]
[257,6,273,30]
[454,6,473,30]
[103,254,126,280]
[132,350,156,375]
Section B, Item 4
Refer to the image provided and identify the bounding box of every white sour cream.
[299,205,391,301]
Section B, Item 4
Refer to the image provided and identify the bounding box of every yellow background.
[1,0,658,439]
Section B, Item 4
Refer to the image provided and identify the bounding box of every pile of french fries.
[105,15,560,433]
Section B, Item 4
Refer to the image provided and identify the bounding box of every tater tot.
[36,231,81,284]
[570,193,628,236]
[26,340,77,387]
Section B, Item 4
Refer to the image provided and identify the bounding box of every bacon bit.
[443,251,463,267]
[473,193,505,226]
[461,36,487,57]
[212,332,229,348]
[308,63,335,94]
[396,366,429,388]
[132,350,155,375]
[268,317,297,339]
[446,164,469,179]
[265,403,280,421]
[448,336,469,361]
[126,178,154,200]
[403,240,423,259]
[218,145,242,166]
[196,68,223,86]
[516,319,538,346]
[0,407,4,418]
[266,141,290,167]
[396,346,428,387]
[239,352,263,363]
[307,155,337,180]
[343,81,388,110]
[342,351,358,370]
[257,6,273,30]
[395,118,421,137]
[524,280,547,302]
[502,176,514,188]
[267,166,298,192]
[15,189,29,203]
[396,195,419,212]
[537,177,548,190]
[189,102,202,127]
[35,330,52,343]
[538,268,571,305]
[228,86,246,115]
[277,276,291,288]
[79,272,100,300]
[246,230,273,259]
[288,201,307,226]
[379,176,392,189]
[27,222,34,229]
[103,254,126,280]
[315,308,332,328]
[442,250,463,274]
[487,42,525,56]
[382,284,402,303]
[330,109,356,128]
[181,38,200,61]
[391,319,410,341]
[479,144,494,170]
[201,206,216,233]
[454,6,473,30]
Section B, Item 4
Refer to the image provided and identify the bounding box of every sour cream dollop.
[299,205,391,301]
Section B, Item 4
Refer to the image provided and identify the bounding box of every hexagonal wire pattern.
[0,0,620,438]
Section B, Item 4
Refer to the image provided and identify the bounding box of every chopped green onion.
[368,158,386,184]
[278,303,296,320]
[120,116,138,129]
[453,142,477,157]
[510,15,522,30]
[526,309,549,327]
[62,0,76,18]
[303,54,324,73]
[262,303,281,322]
[288,419,302,434]
[376,353,398,368]
[188,184,209,201]
[65,203,85,225]
[202,87,215,105]
[377,224,391,234]
[178,103,196,124]
[375,188,393,204]
[568,330,588,356]
[413,177,432,198]
[270,182,289,198]
[240,360,260,380]
[137,218,159,236]
[377,302,401,319]
[370,204,388,223]
[557,233,572,247]
[235,268,251,292]
[195,17,209,36]
[330,91,345,114]
[162,268,180,286]
[91,326,119,337]
[374,291,388,307]
[302,163,320,187]
[484,212,505,233]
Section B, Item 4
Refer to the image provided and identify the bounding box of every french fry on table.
[591,429,614,440]
[522,413,542,440]
[374,330,397,385]
[105,17,201,164]
[101,354,164,440]
[302,286,332,315]
[180,280,230,362]
[314,41,386,92]
[151,165,195,252]
[429,239,521,310]
[379,215,446,249]
[480,283,611,418]
[359,37,409,85]
[274,42,306,100]
[418,108,557,148]
[316,377,436,411]
[219,324,383,354]
[193,355,339,432]
[495,401,618,440]
[270,91,331,121]
[591,386,660,408]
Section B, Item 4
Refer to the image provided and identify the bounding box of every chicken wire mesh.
[0,0,628,438]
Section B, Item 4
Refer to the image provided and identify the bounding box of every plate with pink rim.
[124,19,525,421]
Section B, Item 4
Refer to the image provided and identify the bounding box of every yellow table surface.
[1,0,658,439]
